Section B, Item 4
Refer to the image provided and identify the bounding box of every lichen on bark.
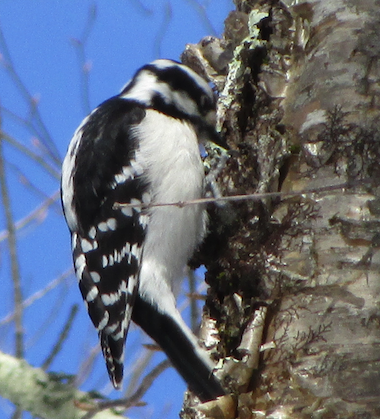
[185,0,380,418]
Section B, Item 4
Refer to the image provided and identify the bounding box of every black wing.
[64,97,149,387]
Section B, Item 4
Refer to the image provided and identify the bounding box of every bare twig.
[0,25,61,165]
[27,279,73,349]
[0,129,60,179]
[71,3,97,115]
[0,267,73,326]
[0,120,23,359]
[130,0,154,14]
[184,0,218,36]
[8,164,61,212]
[42,304,79,370]
[81,360,171,419]
[153,2,172,58]
[114,178,375,211]
[188,270,199,332]
[178,278,207,316]
[124,350,154,398]
[75,344,101,388]
[0,190,61,242]
[11,404,22,419]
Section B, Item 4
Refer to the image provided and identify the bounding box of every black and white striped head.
[120,59,216,128]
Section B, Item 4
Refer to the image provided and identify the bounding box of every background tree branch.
[0,351,123,419]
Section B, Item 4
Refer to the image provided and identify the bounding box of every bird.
[61,59,226,402]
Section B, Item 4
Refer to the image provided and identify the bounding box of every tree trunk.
[190,0,380,417]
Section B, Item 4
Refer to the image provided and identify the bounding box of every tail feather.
[100,331,125,389]
[99,301,136,389]
[132,295,226,402]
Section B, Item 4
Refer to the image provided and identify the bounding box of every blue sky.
[0,1,233,418]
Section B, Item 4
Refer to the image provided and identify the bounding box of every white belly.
[133,110,206,306]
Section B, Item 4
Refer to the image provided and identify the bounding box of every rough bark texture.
[187,0,380,417]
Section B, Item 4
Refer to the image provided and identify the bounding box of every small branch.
[82,360,171,419]
[184,0,217,35]
[188,270,199,332]
[27,279,73,349]
[42,305,79,370]
[0,129,60,179]
[124,350,154,399]
[7,163,61,213]
[130,0,153,14]
[153,2,172,58]
[114,177,375,211]
[0,121,23,359]
[71,3,97,115]
[0,190,61,243]
[75,344,101,389]
[0,26,61,165]
[11,407,22,419]
[178,279,206,315]
[0,267,73,326]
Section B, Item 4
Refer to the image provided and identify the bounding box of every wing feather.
[63,97,149,387]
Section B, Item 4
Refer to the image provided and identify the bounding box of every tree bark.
[194,0,380,417]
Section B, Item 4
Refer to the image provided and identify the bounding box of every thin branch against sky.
[41,304,79,370]
[113,178,374,211]
[0,129,60,179]
[184,0,218,35]
[153,2,173,58]
[71,3,98,116]
[0,124,24,360]
[0,267,73,327]
[0,25,61,165]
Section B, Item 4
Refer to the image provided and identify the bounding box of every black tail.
[132,295,226,402]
